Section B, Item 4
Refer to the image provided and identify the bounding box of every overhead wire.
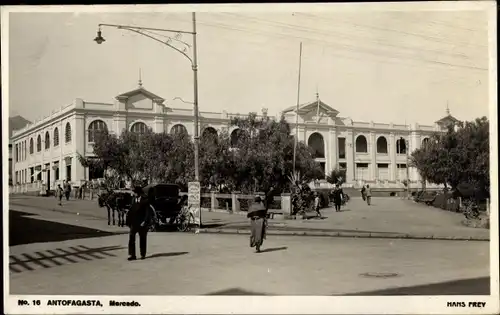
[163,15,487,87]
[178,15,487,72]
[220,12,472,60]
[296,12,488,48]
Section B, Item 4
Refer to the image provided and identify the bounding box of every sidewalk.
[9,195,490,240]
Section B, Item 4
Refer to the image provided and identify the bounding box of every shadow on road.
[9,244,125,274]
[146,252,189,259]
[343,277,490,295]
[259,246,288,253]
[9,210,124,246]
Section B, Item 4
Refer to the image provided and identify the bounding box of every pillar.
[60,158,66,182]
[154,116,164,133]
[328,128,337,173]
[231,192,241,212]
[346,130,355,183]
[281,193,292,216]
[370,132,376,181]
[114,114,127,135]
[390,132,396,181]
[210,191,219,211]
[410,130,421,184]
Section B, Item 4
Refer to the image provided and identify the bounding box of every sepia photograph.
[2,2,498,314]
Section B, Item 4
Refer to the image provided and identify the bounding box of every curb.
[197,228,490,241]
[11,204,490,242]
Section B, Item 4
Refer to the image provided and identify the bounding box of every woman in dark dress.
[332,184,344,212]
[247,196,267,253]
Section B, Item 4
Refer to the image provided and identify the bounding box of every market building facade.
[10,83,457,193]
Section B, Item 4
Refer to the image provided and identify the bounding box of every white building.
[10,82,458,192]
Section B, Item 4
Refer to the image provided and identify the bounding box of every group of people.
[55,180,73,206]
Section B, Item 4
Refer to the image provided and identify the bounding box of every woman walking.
[56,184,64,206]
[332,184,344,212]
[247,196,268,253]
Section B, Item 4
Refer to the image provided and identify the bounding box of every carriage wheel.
[177,213,193,232]
[176,214,188,232]
[149,223,157,232]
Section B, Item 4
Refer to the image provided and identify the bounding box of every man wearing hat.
[126,185,152,261]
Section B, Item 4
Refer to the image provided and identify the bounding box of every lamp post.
[94,13,202,228]
[93,13,200,183]
[400,136,411,199]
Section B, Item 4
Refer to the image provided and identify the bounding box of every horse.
[97,190,133,227]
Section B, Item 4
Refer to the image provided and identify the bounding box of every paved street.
[10,230,489,296]
[8,197,490,296]
[10,195,490,239]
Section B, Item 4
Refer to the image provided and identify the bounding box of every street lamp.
[399,136,411,199]
[93,13,200,183]
[94,13,202,227]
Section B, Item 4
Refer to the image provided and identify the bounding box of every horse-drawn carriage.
[143,184,195,232]
[97,183,195,232]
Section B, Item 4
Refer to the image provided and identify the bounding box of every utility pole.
[292,42,303,174]
[405,138,410,199]
[192,12,200,182]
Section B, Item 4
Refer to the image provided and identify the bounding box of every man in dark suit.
[126,186,152,261]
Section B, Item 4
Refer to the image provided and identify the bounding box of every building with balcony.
[10,82,457,192]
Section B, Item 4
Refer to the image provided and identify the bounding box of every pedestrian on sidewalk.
[247,196,268,253]
[365,185,372,206]
[126,186,152,261]
[64,180,71,201]
[332,184,344,212]
[55,184,64,206]
[361,185,366,201]
[314,192,322,217]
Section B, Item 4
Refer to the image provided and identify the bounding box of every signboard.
[188,181,201,226]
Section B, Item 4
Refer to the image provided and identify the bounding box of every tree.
[326,168,346,185]
[229,113,324,193]
[78,129,195,190]
[79,112,324,194]
[410,117,489,198]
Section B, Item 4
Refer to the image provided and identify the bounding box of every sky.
[5,4,492,126]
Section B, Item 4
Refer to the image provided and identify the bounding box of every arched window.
[308,132,325,158]
[376,136,388,154]
[131,122,148,133]
[202,127,218,144]
[36,135,42,152]
[422,137,430,146]
[65,123,72,143]
[396,138,407,154]
[53,127,59,146]
[202,127,218,139]
[230,129,242,147]
[355,135,368,153]
[29,138,34,154]
[88,120,108,143]
[45,131,50,149]
[170,124,188,136]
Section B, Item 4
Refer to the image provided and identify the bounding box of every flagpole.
[293,42,303,174]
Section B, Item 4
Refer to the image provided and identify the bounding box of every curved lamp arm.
[97,24,194,66]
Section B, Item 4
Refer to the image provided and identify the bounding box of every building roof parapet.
[12,101,75,138]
